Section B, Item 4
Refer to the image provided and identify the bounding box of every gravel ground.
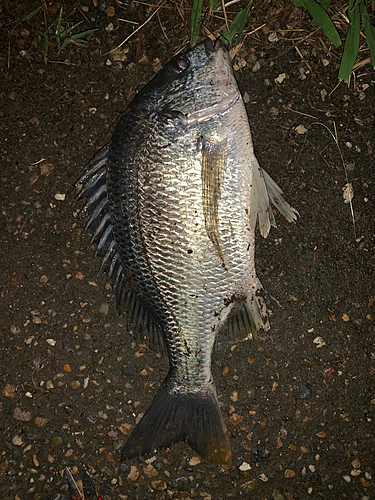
[1,1,374,499]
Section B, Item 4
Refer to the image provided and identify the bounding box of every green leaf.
[360,4,375,68]
[311,0,332,25]
[320,0,332,9]
[338,0,360,81]
[190,0,203,46]
[293,0,341,46]
[221,1,252,46]
[22,5,42,22]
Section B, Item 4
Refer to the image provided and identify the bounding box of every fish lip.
[204,38,221,55]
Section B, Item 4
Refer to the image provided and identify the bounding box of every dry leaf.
[342,183,354,204]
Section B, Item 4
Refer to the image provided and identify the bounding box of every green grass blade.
[293,0,341,46]
[221,2,252,46]
[360,4,375,68]
[55,7,63,39]
[57,38,70,55]
[71,28,97,38]
[190,0,203,46]
[338,0,360,81]
[22,5,42,22]
[65,20,84,36]
[44,34,49,63]
[209,0,221,10]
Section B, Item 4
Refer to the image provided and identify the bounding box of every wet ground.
[1,1,374,499]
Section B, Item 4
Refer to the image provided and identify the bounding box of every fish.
[76,38,297,470]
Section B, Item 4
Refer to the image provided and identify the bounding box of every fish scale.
[76,38,297,469]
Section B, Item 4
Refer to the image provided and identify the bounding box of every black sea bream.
[77,39,297,469]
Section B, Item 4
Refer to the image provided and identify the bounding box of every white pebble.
[239,462,251,471]
[343,475,351,483]
[274,73,286,84]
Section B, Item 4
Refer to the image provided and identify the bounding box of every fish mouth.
[204,38,221,55]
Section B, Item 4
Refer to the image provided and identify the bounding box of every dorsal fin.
[76,147,166,353]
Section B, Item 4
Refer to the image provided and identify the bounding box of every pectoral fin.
[201,138,227,264]
[250,154,298,238]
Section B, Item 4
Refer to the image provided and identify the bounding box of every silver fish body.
[77,39,297,469]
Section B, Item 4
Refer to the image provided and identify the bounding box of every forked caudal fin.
[121,374,232,470]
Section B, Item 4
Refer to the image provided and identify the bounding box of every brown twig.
[105,2,165,55]
[282,105,317,120]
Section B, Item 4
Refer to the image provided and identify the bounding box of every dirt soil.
[1,1,374,499]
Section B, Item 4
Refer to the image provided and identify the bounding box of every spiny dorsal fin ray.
[76,147,166,353]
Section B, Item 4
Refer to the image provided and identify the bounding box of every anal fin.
[215,288,270,350]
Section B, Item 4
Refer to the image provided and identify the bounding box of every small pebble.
[13,408,32,422]
[300,383,312,399]
[274,73,286,84]
[107,430,118,440]
[252,446,270,461]
[127,465,139,483]
[270,107,279,117]
[228,413,243,425]
[35,416,49,428]
[284,469,296,478]
[239,462,251,471]
[189,456,201,466]
[143,464,158,477]
[252,61,261,73]
[51,437,62,447]
[343,475,351,483]
[98,303,110,317]
[295,125,308,135]
[12,435,24,446]
[151,480,167,490]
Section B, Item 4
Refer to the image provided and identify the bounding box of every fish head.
[132,39,240,124]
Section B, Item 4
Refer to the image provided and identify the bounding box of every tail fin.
[121,375,232,470]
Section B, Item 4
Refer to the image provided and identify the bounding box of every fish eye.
[168,56,190,74]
